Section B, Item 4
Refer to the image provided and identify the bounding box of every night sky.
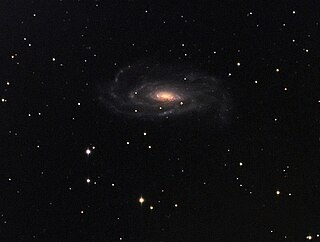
[2,0,320,241]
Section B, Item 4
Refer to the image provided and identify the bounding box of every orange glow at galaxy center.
[155,91,178,102]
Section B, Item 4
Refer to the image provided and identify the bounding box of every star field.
[1,0,320,241]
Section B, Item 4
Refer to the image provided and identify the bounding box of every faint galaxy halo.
[97,61,232,122]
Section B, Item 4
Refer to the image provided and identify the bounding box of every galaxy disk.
[98,62,232,120]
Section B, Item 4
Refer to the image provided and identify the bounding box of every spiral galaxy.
[98,62,232,121]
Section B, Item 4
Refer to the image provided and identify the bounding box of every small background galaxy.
[2,0,320,241]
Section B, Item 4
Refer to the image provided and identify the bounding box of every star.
[139,196,145,205]
[306,235,312,240]
[85,148,91,155]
